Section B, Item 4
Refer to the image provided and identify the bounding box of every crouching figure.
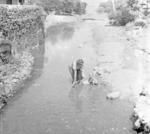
[68,59,85,87]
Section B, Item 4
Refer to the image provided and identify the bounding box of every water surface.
[0,16,134,134]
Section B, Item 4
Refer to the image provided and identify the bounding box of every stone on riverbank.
[88,76,98,85]
[106,91,120,100]
[133,95,150,133]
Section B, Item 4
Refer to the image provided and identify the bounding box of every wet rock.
[86,66,103,86]
[139,87,150,97]
[88,75,98,85]
[106,91,120,100]
[133,96,150,134]
[93,66,102,76]
[134,119,141,129]
[82,80,89,85]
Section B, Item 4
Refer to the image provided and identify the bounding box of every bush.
[98,1,113,13]
[127,0,139,11]
[99,0,139,26]
[73,1,87,15]
[0,5,45,52]
[0,5,46,109]
[109,7,135,26]
[31,0,86,15]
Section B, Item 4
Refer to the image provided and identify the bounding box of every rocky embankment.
[126,20,150,133]
[0,51,34,110]
[0,5,45,112]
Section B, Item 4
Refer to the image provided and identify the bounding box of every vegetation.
[26,0,87,15]
[0,5,45,40]
[97,0,113,13]
[108,7,135,26]
[0,5,45,54]
[0,5,45,109]
[98,0,146,26]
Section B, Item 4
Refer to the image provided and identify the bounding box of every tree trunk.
[112,0,116,14]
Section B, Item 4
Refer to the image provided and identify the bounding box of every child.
[69,59,85,87]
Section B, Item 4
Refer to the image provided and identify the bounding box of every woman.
[69,59,85,87]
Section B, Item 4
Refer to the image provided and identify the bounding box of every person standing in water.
[69,59,85,87]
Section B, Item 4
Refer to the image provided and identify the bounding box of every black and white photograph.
[0,0,150,134]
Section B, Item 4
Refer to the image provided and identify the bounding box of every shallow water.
[0,16,135,134]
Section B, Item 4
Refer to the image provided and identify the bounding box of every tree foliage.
[99,0,142,26]
[30,0,86,15]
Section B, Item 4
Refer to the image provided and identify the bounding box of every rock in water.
[93,67,102,76]
[78,44,84,48]
[88,76,98,85]
[82,80,89,85]
[106,91,120,100]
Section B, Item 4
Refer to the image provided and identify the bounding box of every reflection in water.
[88,86,100,105]
[46,23,75,44]
[69,84,84,112]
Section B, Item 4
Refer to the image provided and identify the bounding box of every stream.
[0,14,135,134]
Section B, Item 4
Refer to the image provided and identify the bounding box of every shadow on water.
[46,23,75,44]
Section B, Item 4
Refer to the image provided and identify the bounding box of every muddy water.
[0,17,134,134]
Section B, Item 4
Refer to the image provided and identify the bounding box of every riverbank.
[0,40,45,112]
[88,14,150,133]
[0,5,45,112]
[99,16,150,133]
[127,22,150,133]
[0,14,79,112]
[0,51,34,110]
[87,20,140,100]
